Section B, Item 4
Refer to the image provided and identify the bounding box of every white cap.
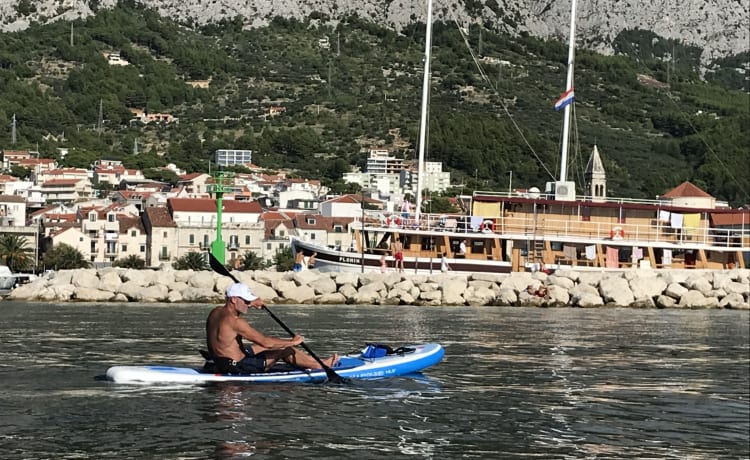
[226,283,258,301]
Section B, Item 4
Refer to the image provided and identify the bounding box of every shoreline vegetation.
[5,267,749,309]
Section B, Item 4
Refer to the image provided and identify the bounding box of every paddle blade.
[208,253,239,283]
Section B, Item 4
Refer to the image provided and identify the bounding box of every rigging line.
[665,90,749,201]
[452,18,556,181]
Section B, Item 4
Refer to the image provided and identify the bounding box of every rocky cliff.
[1,0,747,64]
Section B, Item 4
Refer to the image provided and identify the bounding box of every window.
[203,235,209,247]
[333,225,343,233]
[140,245,146,253]
[245,235,251,244]
[161,247,168,257]
[108,214,116,222]
[121,244,127,252]
[307,218,316,225]
[130,230,137,237]
[79,237,84,242]
[310,233,315,240]
[189,234,195,244]
[89,213,96,222]
[279,230,285,238]
[266,243,272,250]
[163,231,167,238]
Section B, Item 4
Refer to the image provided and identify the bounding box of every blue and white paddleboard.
[105,343,444,384]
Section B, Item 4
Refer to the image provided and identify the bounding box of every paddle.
[208,253,344,383]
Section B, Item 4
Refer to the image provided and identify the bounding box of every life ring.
[610,226,625,240]
[481,220,495,233]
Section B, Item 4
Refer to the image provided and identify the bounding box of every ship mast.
[559,0,577,183]
[414,0,433,222]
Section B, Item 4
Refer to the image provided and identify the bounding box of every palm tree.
[173,251,208,270]
[43,243,90,270]
[0,234,34,272]
[239,250,267,271]
[113,255,146,269]
[272,246,294,272]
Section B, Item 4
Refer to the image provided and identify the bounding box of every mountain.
[0,4,747,207]
[2,0,748,66]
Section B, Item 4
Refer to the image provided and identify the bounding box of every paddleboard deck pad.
[105,343,443,384]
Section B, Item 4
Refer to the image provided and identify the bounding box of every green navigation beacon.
[209,170,233,264]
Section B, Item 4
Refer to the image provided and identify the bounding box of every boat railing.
[472,190,675,207]
[359,211,749,249]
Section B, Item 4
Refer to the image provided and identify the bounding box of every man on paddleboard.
[206,283,338,373]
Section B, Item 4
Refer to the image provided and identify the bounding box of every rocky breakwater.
[5,266,749,309]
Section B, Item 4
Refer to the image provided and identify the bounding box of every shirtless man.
[390,238,404,272]
[206,282,338,373]
[293,251,305,272]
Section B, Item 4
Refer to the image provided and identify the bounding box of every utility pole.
[10,113,16,145]
[97,99,103,135]
[327,61,332,98]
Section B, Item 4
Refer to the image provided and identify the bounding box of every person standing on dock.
[390,238,405,272]
[440,253,451,272]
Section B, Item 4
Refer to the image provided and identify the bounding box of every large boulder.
[496,288,518,306]
[277,285,316,303]
[629,276,667,301]
[664,282,688,300]
[547,275,575,290]
[71,269,99,288]
[73,287,114,302]
[311,277,338,295]
[599,277,635,305]
[677,290,715,308]
[719,293,749,309]
[684,275,713,295]
[333,272,360,287]
[188,271,216,289]
[338,283,358,299]
[315,292,347,304]
[545,286,570,306]
[499,272,534,293]
[464,286,496,306]
[574,292,604,308]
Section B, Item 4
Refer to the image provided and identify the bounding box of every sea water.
[0,302,747,459]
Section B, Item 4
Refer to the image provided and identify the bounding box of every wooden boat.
[292,0,749,274]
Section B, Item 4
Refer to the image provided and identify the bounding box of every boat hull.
[105,343,444,384]
[291,237,512,275]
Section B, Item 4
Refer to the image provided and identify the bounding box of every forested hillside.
[0,4,747,205]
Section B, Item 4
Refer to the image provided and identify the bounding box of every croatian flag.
[553,88,575,111]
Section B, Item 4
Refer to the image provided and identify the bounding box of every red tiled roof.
[0,194,27,203]
[18,158,55,165]
[2,150,31,157]
[168,198,263,213]
[260,211,293,221]
[42,179,84,186]
[46,168,88,175]
[119,216,145,234]
[324,194,361,204]
[661,181,713,199]
[44,213,77,222]
[178,173,206,182]
[145,207,176,227]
